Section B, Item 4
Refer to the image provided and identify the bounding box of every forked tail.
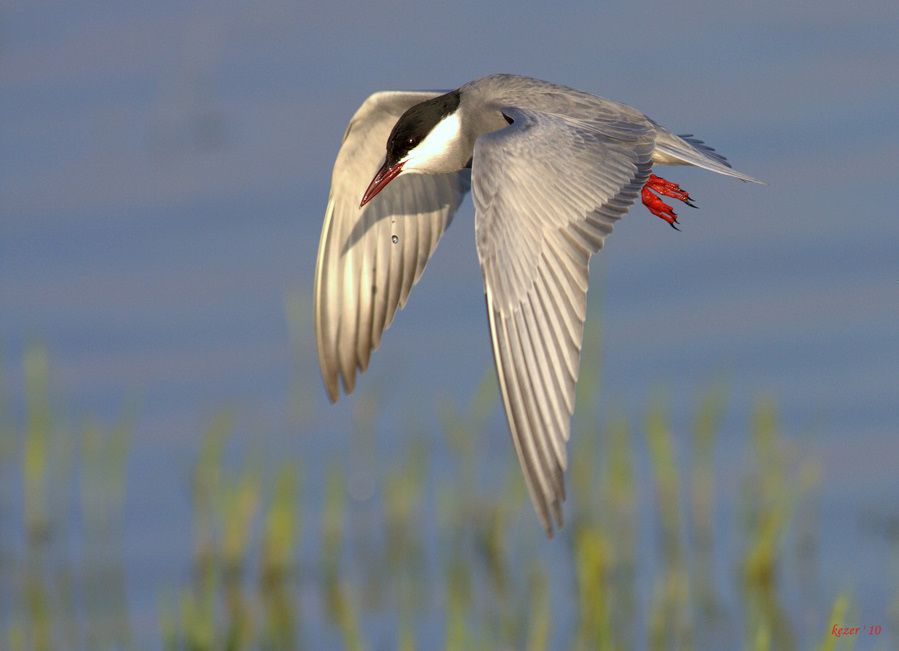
[652,127,765,184]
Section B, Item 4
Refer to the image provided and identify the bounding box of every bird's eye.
[406,136,417,147]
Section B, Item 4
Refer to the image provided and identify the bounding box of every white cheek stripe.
[404,112,462,169]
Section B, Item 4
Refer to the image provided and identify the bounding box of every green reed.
[3,345,132,651]
[2,323,890,650]
[23,346,53,542]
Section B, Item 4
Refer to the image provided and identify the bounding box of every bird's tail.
[653,128,765,184]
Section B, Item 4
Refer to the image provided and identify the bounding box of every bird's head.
[360,90,466,206]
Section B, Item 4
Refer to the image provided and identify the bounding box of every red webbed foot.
[642,174,697,230]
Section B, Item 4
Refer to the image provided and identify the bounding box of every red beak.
[360,160,404,207]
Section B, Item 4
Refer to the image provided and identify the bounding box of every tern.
[314,74,762,536]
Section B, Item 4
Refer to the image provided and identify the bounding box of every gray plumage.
[314,74,762,536]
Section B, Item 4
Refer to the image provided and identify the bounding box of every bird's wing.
[315,91,470,401]
[472,106,654,535]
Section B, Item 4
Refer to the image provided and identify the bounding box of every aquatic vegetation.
[0,333,889,650]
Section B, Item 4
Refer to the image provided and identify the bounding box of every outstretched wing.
[472,106,654,535]
[315,91,470,401]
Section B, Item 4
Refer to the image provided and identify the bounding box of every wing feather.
[473,106,653,534]
[314,91,470,401]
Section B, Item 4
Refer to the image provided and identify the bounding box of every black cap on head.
[385,90,461,167]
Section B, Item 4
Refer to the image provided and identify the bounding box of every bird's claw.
[642,173,696,228]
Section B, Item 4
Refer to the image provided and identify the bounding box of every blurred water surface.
[2,0,898,648]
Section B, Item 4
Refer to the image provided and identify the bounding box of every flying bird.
[314,74,762,536]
